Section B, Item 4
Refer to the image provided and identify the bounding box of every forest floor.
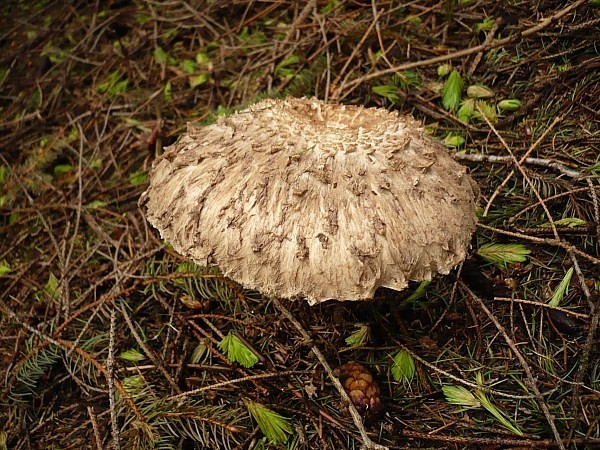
[1,1,599,449]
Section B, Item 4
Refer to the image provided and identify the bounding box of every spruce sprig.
[243,398,293,444]
[219,332,259,368]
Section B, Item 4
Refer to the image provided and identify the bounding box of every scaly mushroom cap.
[139,97,478,304]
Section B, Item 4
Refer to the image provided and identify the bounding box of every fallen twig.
[483,115,563,217]
[332,0,587,99]
[461,281,566,450]
[454,152,582,179]
[270,297,389,450]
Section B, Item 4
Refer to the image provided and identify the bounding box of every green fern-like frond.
[284,56,327,97]
[219,333,259,368]
[144,258,246,314]
[243,398,292,444]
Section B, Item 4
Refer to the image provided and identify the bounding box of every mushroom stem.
[270,296,389,450]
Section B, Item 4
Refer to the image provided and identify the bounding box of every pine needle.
[404,280,430,304]
[475,390,524,436]
[218,333,258,368]
[243,398,293,444]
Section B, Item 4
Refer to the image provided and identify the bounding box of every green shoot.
[0,260,11,276]
[391,349,416,385]
[153,46,169,65]
[320,0,340,14]
[218,333,258,368]
[44,272,60,299]
[190,341,209,364]
[444,375,524,436]
[467,85,494,98]
[475,18,496,32]
[443,133,465,148]
[96,70,129,96]
[345,324,369,347]
[437,64,452,77]
[164,80,172,102]
[189,73,209,88]
[119,348,145,363]
[548,267,573,307]
[181,59,196,73]
[441,70,463,111]
[457,98,475,123]
[477,243,530,267]
[128,170,148,185]
[392,71,421,89]
[404,280,430,304]
[243,398,293,444]
[497,99,522,111]
[195,52,211,65]
[443,384,479,408]
[0,165,8,185]
[53,164,73,177]
[275,54,300,80]
[372,84,400,103]
[474,100,498,124]
[541,217,586,228]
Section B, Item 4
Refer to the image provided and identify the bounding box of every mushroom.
[139,97,478,305]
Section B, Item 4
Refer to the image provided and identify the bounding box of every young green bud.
[437,64,452,77]
[444,133,465,148]
[498,99,522,111]
[467,85,495,98]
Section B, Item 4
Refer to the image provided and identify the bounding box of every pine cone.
[337,362,383,415]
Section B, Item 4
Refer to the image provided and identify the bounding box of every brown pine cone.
[337,362,383,416]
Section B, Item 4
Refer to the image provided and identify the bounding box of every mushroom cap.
[139,97,478,304]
